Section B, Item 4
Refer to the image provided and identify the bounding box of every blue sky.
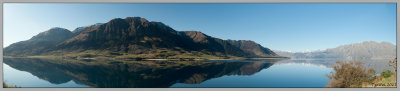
[3,3,396,52]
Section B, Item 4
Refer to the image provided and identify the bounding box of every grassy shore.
[4,55,289,61]
[4,49,290,61]
[362,71,397,88]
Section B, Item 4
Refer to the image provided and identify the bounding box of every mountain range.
[4,17,280,59]
[274,41,396,59]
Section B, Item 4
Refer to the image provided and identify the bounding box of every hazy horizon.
[4,3,396,52]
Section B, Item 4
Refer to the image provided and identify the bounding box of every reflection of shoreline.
[275,62,329,68]
[2,63,89,88]
[276,58,394,73]
[4,56,289,62]
[3,58,276,88]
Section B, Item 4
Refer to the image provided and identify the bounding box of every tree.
[326,61,375,88]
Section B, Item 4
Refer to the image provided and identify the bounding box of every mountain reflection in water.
[3,58,278,88]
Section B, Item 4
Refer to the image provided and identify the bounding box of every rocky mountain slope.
[4,17,280,59]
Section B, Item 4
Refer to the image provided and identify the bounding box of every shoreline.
[3,56,290,61]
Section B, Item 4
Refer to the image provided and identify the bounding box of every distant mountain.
[275,41,396,59]
[4,17,280,59]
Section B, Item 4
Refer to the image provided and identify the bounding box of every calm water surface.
[2,58,352,88]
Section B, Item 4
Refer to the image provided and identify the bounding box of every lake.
[2,58,392,88]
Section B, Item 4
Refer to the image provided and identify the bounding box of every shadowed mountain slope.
[4,17,280,59]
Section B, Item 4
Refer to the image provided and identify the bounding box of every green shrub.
[381,70,393,78]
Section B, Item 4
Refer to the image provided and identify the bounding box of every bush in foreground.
[381,70,393,78]
[326,61,375,88]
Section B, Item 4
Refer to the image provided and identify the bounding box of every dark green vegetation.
[381,70,393,78]
[275,41,396,59]
[3,58,278,88]
[4,17,281,59]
